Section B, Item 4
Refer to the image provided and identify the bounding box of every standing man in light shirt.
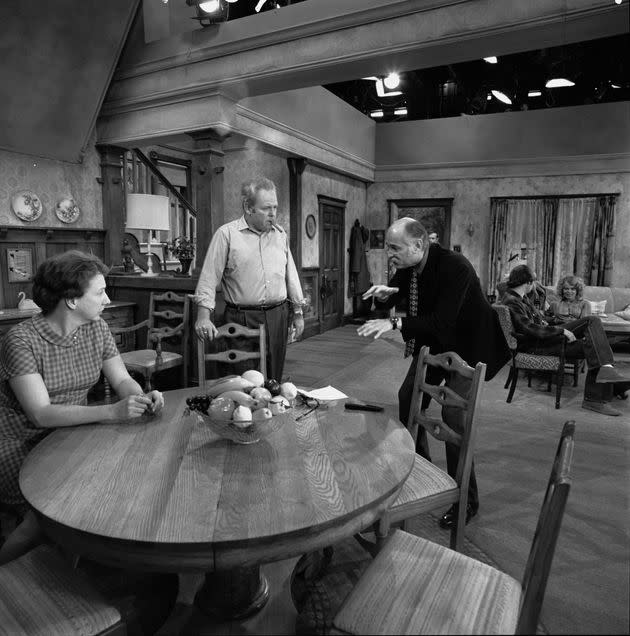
[194,177,305,381]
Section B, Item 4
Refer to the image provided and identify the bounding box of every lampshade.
[125,194,170,231]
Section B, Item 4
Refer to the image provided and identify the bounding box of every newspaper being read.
[297,386,348,401]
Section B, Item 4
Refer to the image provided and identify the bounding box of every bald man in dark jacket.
[358,218,510,528]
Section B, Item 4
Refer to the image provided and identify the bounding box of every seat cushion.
[389,455,458,522]
[0,545,121,636]
[514,352,561,370]
[121,349,183,372]
[334,529,521,635]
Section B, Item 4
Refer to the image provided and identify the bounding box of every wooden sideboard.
[0,301,136,352]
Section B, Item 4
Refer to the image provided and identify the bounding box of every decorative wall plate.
[305,214,317,239]
[55,197,80,224]
[11,190,43,222]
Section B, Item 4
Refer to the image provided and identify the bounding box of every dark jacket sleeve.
[503,294,564,343]
[400,257,471,350]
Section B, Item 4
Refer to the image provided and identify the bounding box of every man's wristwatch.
[390,316,400,330]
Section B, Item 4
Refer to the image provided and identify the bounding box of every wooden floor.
[152,325,629,635]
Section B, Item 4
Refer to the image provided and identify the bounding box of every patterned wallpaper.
[0,131,103,229]
[367,171,630,289]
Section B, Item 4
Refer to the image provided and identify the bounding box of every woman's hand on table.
[110,394,154,420]
[145,390,164,415]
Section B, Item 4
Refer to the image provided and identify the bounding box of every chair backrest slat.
[197,322,266,387]
[516,420,575,635]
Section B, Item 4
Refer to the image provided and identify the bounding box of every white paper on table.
[298,386,348,401]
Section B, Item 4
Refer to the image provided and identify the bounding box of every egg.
[241,370,265,387]
[232,405,253,428]
[279,382,298,401]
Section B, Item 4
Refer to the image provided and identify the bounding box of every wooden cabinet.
[0,302,136,350]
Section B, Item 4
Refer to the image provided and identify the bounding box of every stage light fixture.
[187,0,229,25]
[484,56,498,64]
[383,72,400,90]
[491,90,512,105]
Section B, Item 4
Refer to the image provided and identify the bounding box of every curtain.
[487,199,508,295]
[590,195,616,286]
[489,198,557,291]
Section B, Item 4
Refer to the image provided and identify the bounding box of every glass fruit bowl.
[190,410,287,444]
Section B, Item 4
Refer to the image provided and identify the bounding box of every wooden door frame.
[318,195,346,332]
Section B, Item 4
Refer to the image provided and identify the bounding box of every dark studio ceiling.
[179,1,629,123]
[324,34,630,122]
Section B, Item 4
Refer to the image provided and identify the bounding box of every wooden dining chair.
[197,322,266,387]
[113,291,190,392]
[493,303,578,409]
[357,346,486,556]
[333,420,575,636]
[0,544,125,636]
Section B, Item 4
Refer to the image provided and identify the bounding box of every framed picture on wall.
[369,229,385,249]
[388,198,453,249]
[7,248,34,283]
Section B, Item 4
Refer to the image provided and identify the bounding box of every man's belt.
[225,300,287,311]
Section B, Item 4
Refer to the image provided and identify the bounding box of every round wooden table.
[20,387,415,619]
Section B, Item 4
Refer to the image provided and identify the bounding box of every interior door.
[319,200,345,332]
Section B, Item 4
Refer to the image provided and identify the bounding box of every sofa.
[544,285,630,315]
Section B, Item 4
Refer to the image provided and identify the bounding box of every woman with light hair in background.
[548,274,591,323]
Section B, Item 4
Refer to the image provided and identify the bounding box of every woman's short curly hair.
[556,274,585,300]
[33,250,109,315]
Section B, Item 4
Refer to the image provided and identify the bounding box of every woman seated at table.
[0,250,164,564]
[548,274,591,323]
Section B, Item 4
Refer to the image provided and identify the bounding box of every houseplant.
[168,236,195,275]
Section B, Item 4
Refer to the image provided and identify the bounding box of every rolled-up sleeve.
[194,228,230,311]
[286,247,305,307]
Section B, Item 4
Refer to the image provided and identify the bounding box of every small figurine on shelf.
[168,236,195,275]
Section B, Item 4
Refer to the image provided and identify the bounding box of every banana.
[206,377,255,398]
[215,390,257,408]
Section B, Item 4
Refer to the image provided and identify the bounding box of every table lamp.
[125,193,170,277]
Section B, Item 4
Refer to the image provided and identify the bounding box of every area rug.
[290,513,548,635]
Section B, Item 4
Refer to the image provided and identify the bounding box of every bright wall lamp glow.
[484,56,498,64]
[394,107,408,116]
[528,90,542,97]
[491,90,512,105]
[545,77,575,88]
[369,110,384,118]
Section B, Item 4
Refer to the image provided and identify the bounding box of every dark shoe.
[439,504,478,529]
[595,366,630,384]
[581,400,621,416]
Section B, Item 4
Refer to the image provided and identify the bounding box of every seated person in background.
[0,250,164,564]
[501,265,629,417]
[548,275,591,323]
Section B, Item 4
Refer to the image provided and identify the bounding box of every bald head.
[386,217,428,269]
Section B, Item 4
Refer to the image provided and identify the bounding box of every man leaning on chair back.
[501,264,629,416]
[357,217,510,530]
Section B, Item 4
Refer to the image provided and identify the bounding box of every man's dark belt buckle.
[227,300,286,311]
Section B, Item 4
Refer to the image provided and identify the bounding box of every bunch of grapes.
[186,394,211,414]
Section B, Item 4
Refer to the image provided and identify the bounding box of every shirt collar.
[32,312,81,348]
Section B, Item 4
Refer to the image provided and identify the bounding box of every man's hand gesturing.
[362,285,399,301]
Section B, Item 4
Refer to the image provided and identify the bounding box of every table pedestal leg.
[194,567,269,620]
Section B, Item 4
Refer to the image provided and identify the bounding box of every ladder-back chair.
[197,322,266,387]
[114,291,190,392]
[333,420,575,635]
[358,346,486,556]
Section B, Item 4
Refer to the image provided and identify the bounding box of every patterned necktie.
[404,271,418,358]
